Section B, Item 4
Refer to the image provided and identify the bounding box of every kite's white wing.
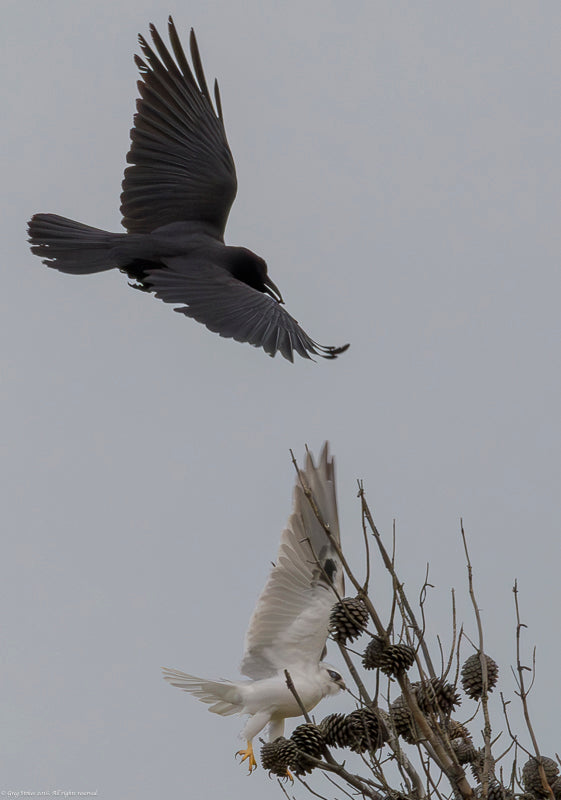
[240,443,344,680]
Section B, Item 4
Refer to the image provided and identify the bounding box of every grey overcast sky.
[3,1,560,798]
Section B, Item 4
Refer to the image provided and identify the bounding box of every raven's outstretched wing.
[120,17,237,236]
[147,260,349,361]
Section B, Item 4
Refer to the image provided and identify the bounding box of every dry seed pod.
[345,707,385,752]
[389,694,422,744]
[452,737,478,764]
[470,749,496,783]
[551,779,561,800]
[362,636,415,676]
[382,793,410,800]
[289,723,325,776]
[290,749,316,776]
[329,597,369,643]
[260,737,298,777]
[379,643,416,676]
[319,713,351,747]
[320,708,386,751]
[522,756,560,795]
[446,719,472,740]
[475,782,514,800]
[415,677,461,715]
[290,723,324,758]
[362,635,387,669]
[461,653,499,700]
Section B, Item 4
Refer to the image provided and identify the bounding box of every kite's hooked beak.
[263,274,284,304]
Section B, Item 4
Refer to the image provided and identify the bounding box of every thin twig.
[442,590,457,681]
[437,636,445,677]
[338,643,372,705]
[500,692,533,759]
[358,480,372,594]
[461,521,493,795]
[417,748,448,800]
[454,624,464,688]
[277,777,295,800]
[383,723,427,800]
[296,775,331,800]
[495,739,516,764]
[305,753,384,799]
[359,489,436,677]
[323,772,369,800]
[513,582,555,800]
[417,565,433,651]
[285,670,313,723]
[387,574,399,638]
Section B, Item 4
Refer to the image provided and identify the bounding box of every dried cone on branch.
[470,748,496,783]
[329,597,369,643]
[289,749,315,775]
[452,737,478,764]
[477,781,515,800]
[290,723,324,758]
[551,779,561,800]
[346,707,386,752]
[389,694,422,744]
[461,653,499,700]
[289,723,324,775]
[319,713,353,747]
[362,636,415,676]
[522,756,560,795]
[446,719,471,740]
[320,708,387,752]
[362,635,387,669]
[382,793,410,800]
[415,677,461,715]
[260,737,298,777]
[438,718,477,764]
[380,643,416,675]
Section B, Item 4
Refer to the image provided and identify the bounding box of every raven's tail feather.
[28,213,126,274]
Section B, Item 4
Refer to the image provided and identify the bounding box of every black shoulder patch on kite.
[322,558,337,585]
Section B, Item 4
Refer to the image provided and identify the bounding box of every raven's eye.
[328,670,342,682]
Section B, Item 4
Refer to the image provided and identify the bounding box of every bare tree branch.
[513,582,555,800]
[461,521,493,796]
[263,463,554,800]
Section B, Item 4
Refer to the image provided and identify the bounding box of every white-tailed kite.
[163,442,346,772]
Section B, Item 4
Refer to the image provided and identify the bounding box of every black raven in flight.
[28,18,349,362]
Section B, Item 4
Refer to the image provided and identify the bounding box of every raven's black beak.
[263,275,284,304]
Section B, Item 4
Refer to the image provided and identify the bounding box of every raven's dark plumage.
[28,19,349,362]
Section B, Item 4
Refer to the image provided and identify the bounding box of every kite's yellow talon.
[285,768,294,782]
[236,741,257,773]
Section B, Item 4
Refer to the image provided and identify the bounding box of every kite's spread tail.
[28,213,126,274]
[162,668,243,716]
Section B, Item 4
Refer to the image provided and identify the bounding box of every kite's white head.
[319,663,346,695]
